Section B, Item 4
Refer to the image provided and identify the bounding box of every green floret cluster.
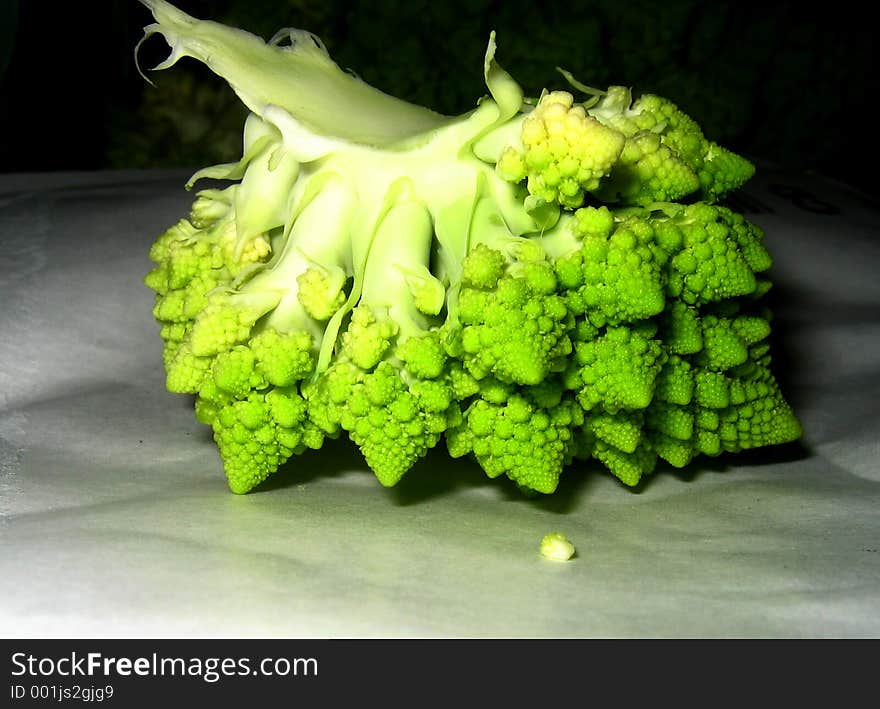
[140,0,801,495]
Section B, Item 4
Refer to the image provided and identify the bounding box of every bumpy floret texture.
[585,87,756,204]
[144,188,273,377]
[497,91,625,209]
[140,0,800,495]
[305,308,457,486]
[456,244,573,385]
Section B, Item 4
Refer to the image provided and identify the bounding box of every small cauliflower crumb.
[540,532,576,561]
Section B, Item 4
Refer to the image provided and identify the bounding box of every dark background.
[1,0,877,196]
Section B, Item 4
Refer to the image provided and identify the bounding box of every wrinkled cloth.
[0,166,878,638]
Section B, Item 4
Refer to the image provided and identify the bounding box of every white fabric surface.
[0,166,878,638]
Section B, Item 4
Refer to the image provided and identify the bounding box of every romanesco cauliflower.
[140,0,801,495]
